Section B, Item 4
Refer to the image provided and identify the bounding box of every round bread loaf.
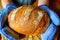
[8,5,50,36]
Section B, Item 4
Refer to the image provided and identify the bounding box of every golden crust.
[33,12,50,36]
[8,5,50,36]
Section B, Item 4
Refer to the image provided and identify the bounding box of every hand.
[0,0,36,39]
[39,5,60,26]
[39,5,60,40]
[0,4,21,40]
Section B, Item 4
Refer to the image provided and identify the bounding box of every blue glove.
[0,4,26,40]
[39,5,60,40]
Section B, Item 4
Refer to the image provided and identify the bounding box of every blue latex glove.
[0,4,25,40]
[0,4,17,30]
[39,5,60,40]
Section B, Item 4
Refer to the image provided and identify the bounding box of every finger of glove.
[0,9,8,29]
[6,4,17,12]
[39,5,60,26]
[40,22,56,40]
[0,9,3,29]
[48,28,56,40]
[1,25,25,40]
[0,4,17,29]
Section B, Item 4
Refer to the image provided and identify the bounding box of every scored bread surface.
[8,5,50,35]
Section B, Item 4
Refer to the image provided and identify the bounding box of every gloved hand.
[0,0,36,39]
[39,5,60,40]
[0,4,26,40]
[0,4,60,40]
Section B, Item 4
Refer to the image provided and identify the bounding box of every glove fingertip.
[51,12,60,26]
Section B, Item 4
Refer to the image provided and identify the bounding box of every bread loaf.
[8,5,50,36]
